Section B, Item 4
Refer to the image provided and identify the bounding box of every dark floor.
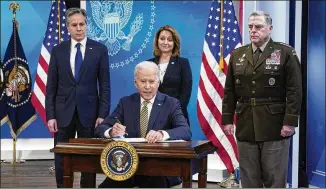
[0,160,221,188]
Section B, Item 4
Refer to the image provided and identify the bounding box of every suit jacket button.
[252,80,256,84]
[252,90,255,94]
[253,71,256,75]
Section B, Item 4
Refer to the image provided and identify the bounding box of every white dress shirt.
[70,37,87,76]
[104,95,170,140]
[158,62,169,83]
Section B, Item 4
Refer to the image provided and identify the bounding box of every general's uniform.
[222,39,302,187]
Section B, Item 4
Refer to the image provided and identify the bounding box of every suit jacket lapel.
[163,56,176,79]
[147,93,164,132]
[254,39,274,70]
[65,40,75,83]
[77,39,91,83]
[132,94,141,137]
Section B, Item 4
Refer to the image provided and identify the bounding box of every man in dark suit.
[95,61,191,188]
[45,8,110,188]
[222,11,302,188]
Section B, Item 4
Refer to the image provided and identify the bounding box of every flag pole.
[8,0,25,165]
[218,0,224,71]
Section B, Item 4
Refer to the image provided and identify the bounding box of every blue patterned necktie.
[74,43,82,80]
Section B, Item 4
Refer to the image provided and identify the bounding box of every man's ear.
[269,25,273,32]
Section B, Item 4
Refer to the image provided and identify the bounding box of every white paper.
[112,138,147,142]
[112,138,186,143]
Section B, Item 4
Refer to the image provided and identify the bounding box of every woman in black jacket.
[148,25,192,125]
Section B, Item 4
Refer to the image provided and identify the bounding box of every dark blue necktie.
[74,43,82,80]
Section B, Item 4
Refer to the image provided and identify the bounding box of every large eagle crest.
[111,151,128,171]
[89,1,144,56]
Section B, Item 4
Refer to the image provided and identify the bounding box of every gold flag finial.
[9,1,20,21]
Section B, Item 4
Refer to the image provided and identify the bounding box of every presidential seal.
[101,141,139,181]
[3,57,32,108]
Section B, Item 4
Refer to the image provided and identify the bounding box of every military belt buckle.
[251,98,256,106]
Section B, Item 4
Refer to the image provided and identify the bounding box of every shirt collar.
[140,94,156,105]
[71,37,87,49]
[252,38,270,53]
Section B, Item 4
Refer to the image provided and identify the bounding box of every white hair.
[134,61,159,81]
[249,11,273,26]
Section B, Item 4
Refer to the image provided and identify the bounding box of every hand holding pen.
[109,117,128,137]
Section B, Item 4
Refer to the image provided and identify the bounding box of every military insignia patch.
[266,49,281,65]
[269,78,276,86]
[265,65,272,70]
[238,54,245,62]
[101,141,139,181]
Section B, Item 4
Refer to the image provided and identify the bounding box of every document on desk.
[112,138,186,143]
[112,138,147,142]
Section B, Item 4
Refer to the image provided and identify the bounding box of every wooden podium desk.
[51,139,216,188]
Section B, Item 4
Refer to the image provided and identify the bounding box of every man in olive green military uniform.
[222,11,302,188]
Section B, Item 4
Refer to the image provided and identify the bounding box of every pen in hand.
[115,117,128,136]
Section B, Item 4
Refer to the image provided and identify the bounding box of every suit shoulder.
[147,57,156,62]
[274,41,294,50]
[274,41,298,55]
[49,41,68,56]
[121,93,138,101]
[161,93,179,104]
[233,44,249,53]
[53,40,69,50]
[88,38,107,49]
[59,40,70,46]
[178,56,189,62]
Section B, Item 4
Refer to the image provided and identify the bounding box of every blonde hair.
[153,25,180,57]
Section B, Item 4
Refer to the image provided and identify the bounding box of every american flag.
[197,0,242,174]
[31,0,70,132]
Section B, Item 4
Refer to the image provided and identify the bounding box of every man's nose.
[144,82,150,89]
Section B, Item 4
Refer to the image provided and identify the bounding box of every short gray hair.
[249,11,272,26]
[65,8,87,26]
[134,61,159,81]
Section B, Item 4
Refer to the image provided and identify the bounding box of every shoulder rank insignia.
[276,42,293,49]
